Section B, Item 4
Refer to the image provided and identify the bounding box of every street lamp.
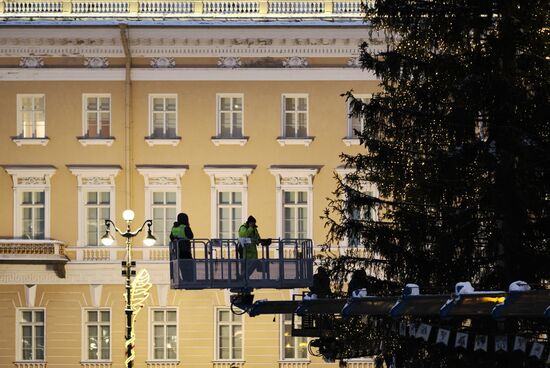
[101,209,156,368]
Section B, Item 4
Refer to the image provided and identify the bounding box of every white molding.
[89,284,103,307]
[156,284,169,307]
[15,307,46,362]
[25,284,37,307]
[269,167,319,239]
[277,138,314,147]
[0,68,378,81]
[211,138,248,146]
[68,166,120,247]
[12,138,50,146]
[203,166,253,238]
[5,166,56,239]
[78,138,115,147]
[145,138,181,146]
[342,138,360,146]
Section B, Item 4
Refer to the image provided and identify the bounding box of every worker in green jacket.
[238,215,262,278]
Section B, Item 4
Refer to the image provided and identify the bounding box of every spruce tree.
[320,0,549,366]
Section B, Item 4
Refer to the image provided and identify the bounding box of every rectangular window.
[84,95,111,138]
[217,95,243,138]
[85,191,110,246]
[348,190,377,247]
[149,95,177,138]
[282,314,307,360]
[217,191,242,239]
[152,191,177,246]
[283,191,308,239]
[216,308,243,360]
[18,94,45,138]
[348,95,370,138]
[151,309,178,360]
[21,191,45,240]
[283,95,308,138]
[19,309,45,361]
[85,310,111,361]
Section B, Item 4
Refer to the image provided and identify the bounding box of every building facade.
[0,2,384,367]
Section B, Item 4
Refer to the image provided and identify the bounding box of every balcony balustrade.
[0,0,371,18]
[0,239,66,262]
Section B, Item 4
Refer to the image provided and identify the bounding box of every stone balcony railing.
[0,239,66,261]
[0,0,369,18]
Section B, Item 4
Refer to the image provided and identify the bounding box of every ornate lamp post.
[101,209,156,368]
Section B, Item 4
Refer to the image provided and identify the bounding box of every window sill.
[14,361,47,368]
[80,361,112,368]
[342,138,361,146]
[276,137,314,147]
[12,137,50,146]
[77,137,115,147]
[211,137,249,146]
[145,137,181,147]
[145,360,179,368]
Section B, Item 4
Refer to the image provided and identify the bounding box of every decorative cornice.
[19,56,43,68]
[217,56,242,68]
[84,56,109,68]
[150,57,175,68]
[282,56,308,68]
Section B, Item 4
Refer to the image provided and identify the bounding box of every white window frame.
[146,94,180,146]
[68,166,120,247]
[214,307,245,362]
[269,166,319,239]
[203,166,253,239]
[5,166,56,239]
[280,313,309,361]
[335,167,379,247]
[14,94,49,146]
[16,308,46,362]
[79,94,114,146]
[278,94,313,147]
[138,166,187,245]
[343,94,371,146]
[81,308,112,362]
[148,308,179,362]
[212,93,248,146]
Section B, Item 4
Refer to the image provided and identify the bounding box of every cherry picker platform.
[169,238,314,290]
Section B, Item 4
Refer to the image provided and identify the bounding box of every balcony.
[0,239,69,277]
[0,0,370,19]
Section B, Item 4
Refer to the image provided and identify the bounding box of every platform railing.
[0,0,370,17]
[170,238,314,290]
[0,239,65,257]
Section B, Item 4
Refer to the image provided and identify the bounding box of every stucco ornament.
[217,57,242,68]
[19,56,44,68]
[150,57,176,68]
[347,56,362,68]
[84,57,110,68]
[282,56,308,68]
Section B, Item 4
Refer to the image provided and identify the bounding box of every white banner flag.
[408,323,417,337]
[416,323,432,341]
[399,321,407,336]
[455,332,468,349]
[436,328,451,346]
[495,336,508,352]
[474,335,488,352]
[529,342,544,359]
[513,336,527,352]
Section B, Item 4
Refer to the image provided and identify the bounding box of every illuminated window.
[150,309,178,360]
[282,95,308,138]
[83,95,111,138]
[281,314,307,360]
[17,94,45,139]
[152,191,177,246]
[17,309,45,361]
[84,309,111,361]
[217,95,243,138]
[215,308,243,360]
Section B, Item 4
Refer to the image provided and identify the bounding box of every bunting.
[436,328,450,346]
[474,335,488,352]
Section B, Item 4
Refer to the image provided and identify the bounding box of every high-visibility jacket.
[238,224,260,259]
[170,224,188,240]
